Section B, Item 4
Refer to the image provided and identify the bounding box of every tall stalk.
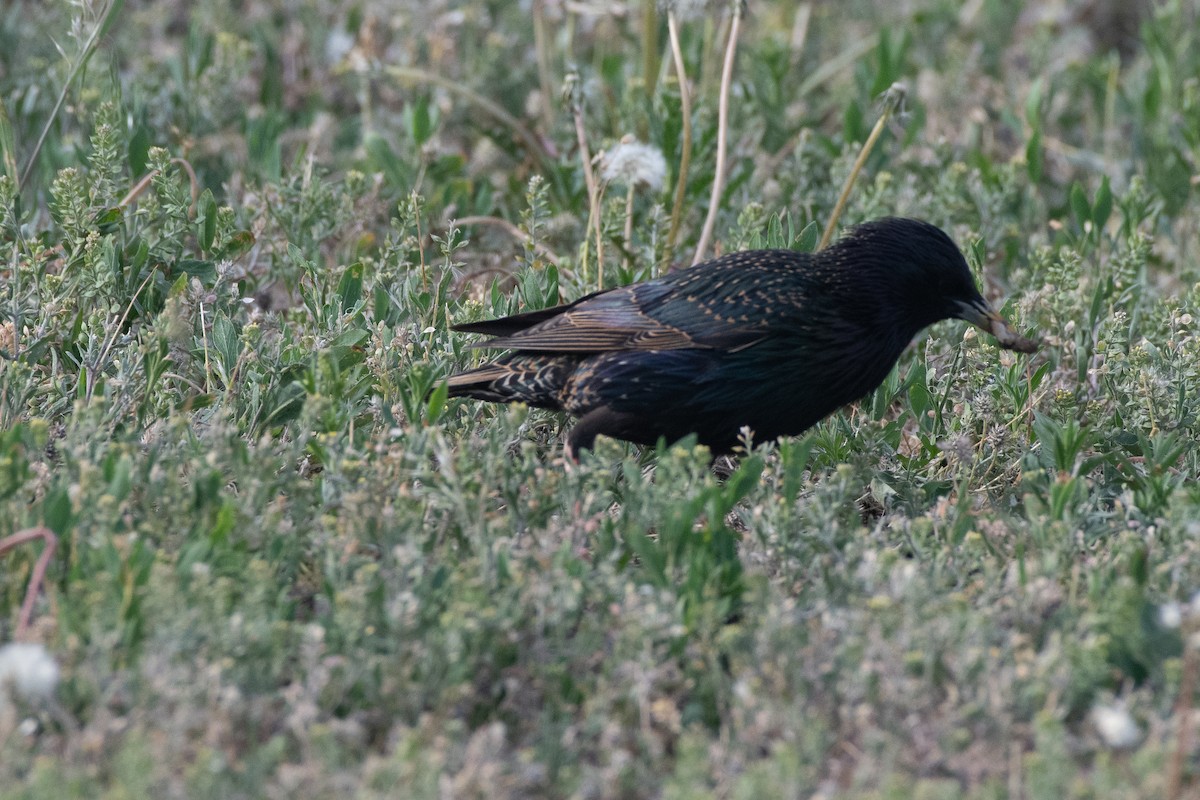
[19,0,125,193]
[693,3,742,265]
[819,83,907,250]
[663,11,694,267]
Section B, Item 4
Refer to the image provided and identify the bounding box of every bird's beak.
[956,299,1039,353]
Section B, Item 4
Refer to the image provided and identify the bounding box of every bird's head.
[834,218,1037,353]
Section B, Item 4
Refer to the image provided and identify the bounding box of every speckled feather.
[447,218,1024,456]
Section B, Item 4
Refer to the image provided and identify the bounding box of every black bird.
[447,218,1037,458]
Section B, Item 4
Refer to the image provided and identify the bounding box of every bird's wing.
[451,289,607,337]
[457,251,814,354]
[459,284,694,351]
[462,280,769,353]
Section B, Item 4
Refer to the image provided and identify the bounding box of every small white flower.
[0,642,60,703]
[1090,702,1140,749]
[601,139,667,192]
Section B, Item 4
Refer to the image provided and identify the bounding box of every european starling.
[447,218,1037,458]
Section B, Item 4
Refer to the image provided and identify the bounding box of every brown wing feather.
[467,307,699,352]
[451,289,606,337]
[456,262,775,354]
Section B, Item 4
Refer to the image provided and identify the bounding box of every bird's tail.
[445,354,575,410]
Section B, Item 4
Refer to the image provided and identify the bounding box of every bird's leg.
[711,453,740,480]
[0,526,58,639]
[566,406,644,462]
[565,410,603,463]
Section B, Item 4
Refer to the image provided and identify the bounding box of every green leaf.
[1069,183,1091,228]
[843,101,865,143]
[1025,128,1042,184]
[0,95,16,181]
[794,220,820,253]
[765,213,783,249]
[198,189,217,252]
[406,95,433,146]
[43,486,72,535]
[220,230,255,260]
[127,235,149,272]
[93,206,123,234]
[128,120,151,175]
[373,283,394,323]
[1025,77,1044,126]
[212,315,241,375]
[96,0,126,40]
[175,259,217,282]
[364,133,411,188]
[208,501,236,546]
[1092,176,1112,229]
[329,329,370,350]
[178,393,215,412]
[907,364,931,418]
[336,261,364,312]
[107,454,132,502]
[542,263,560,307]
[425,381,449,424]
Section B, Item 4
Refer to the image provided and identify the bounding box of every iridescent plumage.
[447,218,1036,457]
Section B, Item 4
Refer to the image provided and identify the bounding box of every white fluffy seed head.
[1158,601,1182,629]
[0,642,60,704]
[601,139,667,192]
[1090,703,1140,749]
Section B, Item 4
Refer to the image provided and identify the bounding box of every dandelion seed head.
[0,642,60,705]
[1090,702,1140,749]
[1158,601,1182,629]
[601,138,667,192]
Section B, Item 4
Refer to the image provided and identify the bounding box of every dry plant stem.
[87,271,155,403]
[664,11,693,266]
[199,300,213,394]
[595,182,608,288]
[19,0,124,192]
[798,34,875,97]
[415,202,428,293]
[532,0,556,133]
[119,157,201,214]
[623,184,635,272]
[642,0,660,99]
[1168,618,1197,800]
[789,4,812,69]
[0,526,58,639]
[1103,57,1119,173]
[693,4,742,266]
[0,99,18,181]
[699,15,722,100]
[357,65,374,139]
[573,103,604,287]
[819,96,897,251]
[456,215,563,269]
[385,66,556,171]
